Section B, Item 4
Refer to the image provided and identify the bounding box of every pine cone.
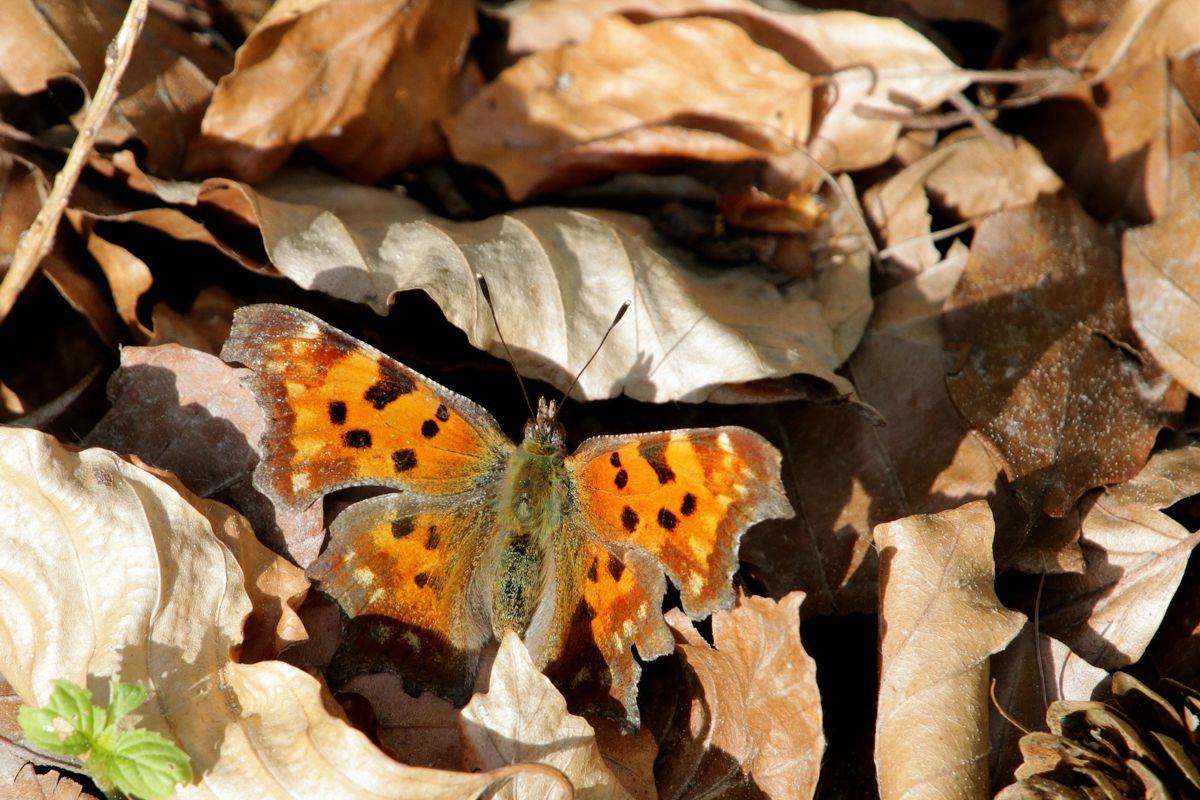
[997,673,1200,799]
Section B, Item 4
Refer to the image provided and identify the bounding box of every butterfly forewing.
[567,427,793,618]
[222,304,512,508]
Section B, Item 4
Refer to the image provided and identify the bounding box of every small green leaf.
[106,679,147,728]
[19,678,192,799]
[101,728,194,800]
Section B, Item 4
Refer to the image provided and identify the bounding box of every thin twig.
[0,0,150,323]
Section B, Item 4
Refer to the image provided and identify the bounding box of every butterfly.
[221,303,794,728]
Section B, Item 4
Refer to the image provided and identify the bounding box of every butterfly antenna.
[476,274,536,420]
[553,301,630,423]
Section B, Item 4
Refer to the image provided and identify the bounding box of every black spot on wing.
[364,362,415,409]
[606,555,625,582]
[343,429,372,448]
[681,492,697,516]
[610,451,622,468]
[392,449,417,472]
[435,404,450,422]
[658,508,678,530]
[587,558,599,582]
[328,401,347,425]
[391,517,414,539]
[414,571,429,588]
[421,419,439,438]
[614,469,628,489]
[425,526,440,550]
[638,440,675,484]
[620,506,638,532]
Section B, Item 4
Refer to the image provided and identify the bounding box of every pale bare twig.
[0,0,150,324]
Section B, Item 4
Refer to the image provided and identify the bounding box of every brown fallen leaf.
[83,344,325,565]
[865,134,1062,278]
[988,626,1111,793]
[0,427,537,799]
[460,631,630,800]
[188,0,476,183]
[944,194,1185,517]
[179,166,868,403]
[0,0,229,175]
[8,763,87,800]
[742,246,1016,614]
[645,592,822,800]
[1033,445,1200,670]
[874,500,1027,800]
[501,1,972,173]
[1124,152,1200,396]
[344,674,463,772]
[1025,0,1200,222]
[444,15,812,201]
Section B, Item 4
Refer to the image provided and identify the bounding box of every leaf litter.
[3,2,1200,799]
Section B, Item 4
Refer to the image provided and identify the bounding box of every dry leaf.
[865,134,1062,276]
[460,631,631,800]
[182,166,869,403]
[500,1,971,172]
[0,427,536,799]
[1025,0,1200,222]
[188,0,476,183]
[989,626,1111,793]
[1036,446,1200,670]
[8,763,87,800]
[444,16,811,201]
[0,0,229,175]
[944,194,1185,516]
[648,593,822,800]
[743,246,1013,613]
[874,500,1027,800]
[1124,152,1200,396]
[344,674,463,771]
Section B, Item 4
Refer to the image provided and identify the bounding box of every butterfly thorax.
[491,398,569,641]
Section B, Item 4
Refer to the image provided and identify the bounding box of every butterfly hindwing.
[221,304,511,509]
[308,491,497,702]
[567,427,793,618]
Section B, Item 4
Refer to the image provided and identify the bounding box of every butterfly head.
[522,396,566,456]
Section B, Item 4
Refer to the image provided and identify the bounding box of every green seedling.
[18,678,192,800]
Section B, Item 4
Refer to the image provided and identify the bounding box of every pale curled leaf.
[460,632,630,800]
[874,500,1026,800]
[1037,446,1200,671]
[0,428,523,799]
[218,167,869,403]
[652,592,823,800]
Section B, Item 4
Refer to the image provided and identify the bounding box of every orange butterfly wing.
[221,304,511,509]
[308,492,496,702]
[555,427,793,723]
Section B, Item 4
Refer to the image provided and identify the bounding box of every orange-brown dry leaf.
[988,626,1110,793]
[648,593,822,800]
[1035,445,1200,670]
[874,501,1026,800]
[865,135,1062,277]
[1025,0,1200,222]
[83,344,325,565]
[443,15,812,200]
[0,0,229,175]
[63,208,153,338]
[146,286,239,355]
[501,1,972,173]
[1124,152,1200,395]
[591,718,658,800]
[0,152,121,349]
[188,0,476,184]
[944,194,1185,517]
[742,246,1014,614]
[8,764,88,800]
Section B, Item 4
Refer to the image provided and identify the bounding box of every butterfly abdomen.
[489,445,569,641]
